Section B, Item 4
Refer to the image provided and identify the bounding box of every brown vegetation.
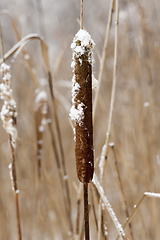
[0,0,160,240]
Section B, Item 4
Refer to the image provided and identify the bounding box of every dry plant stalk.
[0,30,73,233]
[93,0,115,121]
[0,63,21,240]
[95,0,119,238]
[70,26,95,240]
[92,174,126,240]
[116,192,160,240]
[110,144,134,240]
[99,0,119,180]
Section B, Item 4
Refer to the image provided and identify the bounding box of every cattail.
[70,29,95,183]
[35,89,48,178]
[0,63,17,148]
[0,62,22,240]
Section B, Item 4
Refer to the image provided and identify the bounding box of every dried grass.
[0,1,160,240]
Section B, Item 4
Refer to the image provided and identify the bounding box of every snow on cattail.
[35,89,48,176]
[70,29,95,183]
[0,63,17,148]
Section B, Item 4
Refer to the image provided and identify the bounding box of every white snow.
[71,29,95,66]
[69,74,85,126]
[144,192,160,198]
[92,74,98,89]
[35,90,48,133]
[1,63,10,72]
[35,90,47,103]
[144,102,150,107]
[99,144,107,179]
[109,142,115,147]
[35,90,48,113]
[8,163,15,191]
[38,140,43,145]
[71,80,80,104]
[24,54,30,60]
[69,102,85,126]
[71,29,95,51]
[38,124,45,132]
[63,175,68,180]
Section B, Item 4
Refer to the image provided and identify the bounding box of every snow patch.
[71,29,95,69]
[99,144,107,179]
[69,102,85,126]
[109,142,114,147]
[144,192,160,198]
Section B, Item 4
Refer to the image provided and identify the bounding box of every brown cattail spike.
[70,29,95,183]
[35,90,48,178]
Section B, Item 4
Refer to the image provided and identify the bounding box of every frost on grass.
[93,174,125,239]
[8,163,14,191]
[144,192,160,198]
[35,90,48,115]
[109,142,115,147]
[99,143,107,180]
[0,63,17,148]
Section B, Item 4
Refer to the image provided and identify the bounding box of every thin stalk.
[84,184,90,240]
[93,174,126,240]
[97,1,119,239]
[48,72,73,233]
[98,199,102,240]
[116,194,147,240]
[116,192,160,240]
[47,118,69,220]
[75,184,83,236]
[81,0,83,29]
[90,184,98,232]
[9,135,22,240]
[93,0,115,122]
[0,20,4,61]
[79,204,91,240]
[111,145,134,240]
[98,0,119,181]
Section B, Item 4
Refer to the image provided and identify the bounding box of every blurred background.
[0,0,160,239]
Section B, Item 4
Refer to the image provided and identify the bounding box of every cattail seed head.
[35,89,48,176]
[70,29,95,183]
[0,63,17,148]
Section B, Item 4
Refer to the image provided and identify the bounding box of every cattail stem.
[9,135,22,240]
[15,192,22,240]
[84,183,89,240]
[0,21,4,62]
[80,0,83,29]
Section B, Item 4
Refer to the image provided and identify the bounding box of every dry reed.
[0,1,160,240]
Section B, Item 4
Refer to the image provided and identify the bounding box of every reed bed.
[0,0,160,240]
